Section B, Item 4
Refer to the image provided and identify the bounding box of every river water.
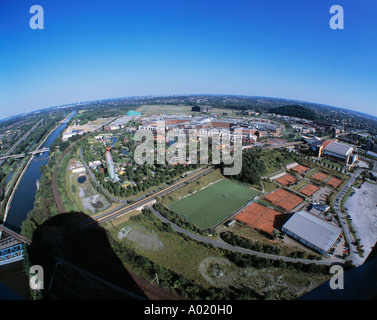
[4,111,76,233]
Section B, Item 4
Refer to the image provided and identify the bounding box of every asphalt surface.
[333,168,365,266]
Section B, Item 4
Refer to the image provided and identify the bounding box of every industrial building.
[306,138,358,165]
[191,106,212,113]
[321,141,357,165]
[281,210,341,256]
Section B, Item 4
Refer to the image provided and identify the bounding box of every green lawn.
[168,179,258,229]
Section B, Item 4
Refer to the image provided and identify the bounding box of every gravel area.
[344,182,377,258]
[118,227,165,252]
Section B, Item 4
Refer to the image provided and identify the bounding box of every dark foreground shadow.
[27,212,148,300]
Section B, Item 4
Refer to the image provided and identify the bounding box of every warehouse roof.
[282,211,341,253]
[324,141,353,157]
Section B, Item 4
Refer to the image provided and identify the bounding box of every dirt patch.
[118,226,165,252]
[198,257,233,287]
[82,194,110,213]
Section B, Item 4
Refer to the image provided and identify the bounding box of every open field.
[135,104,235,117]
[108,211,330,298]
[168,179,258,229]
[198,257,329,299]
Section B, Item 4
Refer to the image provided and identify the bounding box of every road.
[79,147,127,204]
[0,119,43,167]
[79,160,346,266]
[332,168,364,266]
[148,207,338,266]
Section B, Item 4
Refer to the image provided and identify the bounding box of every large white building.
[282,210,342,256]
[321,141,357,165]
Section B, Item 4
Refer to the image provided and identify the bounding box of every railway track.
[82,166,215,229]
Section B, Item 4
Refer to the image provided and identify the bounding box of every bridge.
[0,224,31,266]
[0,153,26,161]
[0,148,50,161]
[29,147,50,155]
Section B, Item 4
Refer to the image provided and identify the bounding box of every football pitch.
[168,179,258,229]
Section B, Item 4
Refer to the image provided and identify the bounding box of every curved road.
[148,207,340,266]
[79,165,347,266]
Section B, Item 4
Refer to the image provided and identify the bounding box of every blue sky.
[1,0,377,119]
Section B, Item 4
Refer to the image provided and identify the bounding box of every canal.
[4,111,76,233]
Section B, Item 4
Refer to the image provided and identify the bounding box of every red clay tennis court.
[311,172,329,182]
[235,202,285,235]
[275,173,297,186]
[290,164,310,175]
[327,177,342,188]
[299,183,320,197]
[262,188,304,212]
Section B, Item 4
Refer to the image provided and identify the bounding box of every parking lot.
[344,182,377,258]
[311,186,332,204]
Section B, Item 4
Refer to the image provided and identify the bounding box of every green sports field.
[168,179,258,229]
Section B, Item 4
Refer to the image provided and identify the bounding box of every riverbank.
[3,112,76,233]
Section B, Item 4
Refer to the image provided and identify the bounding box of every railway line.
[81,166,215,229]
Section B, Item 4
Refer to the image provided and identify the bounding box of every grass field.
[168,179,258,229]
[135,104,236,116]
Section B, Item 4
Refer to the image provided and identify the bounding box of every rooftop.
[282,210,341,253]
[323,141,353,156]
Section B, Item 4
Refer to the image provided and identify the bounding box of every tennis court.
[290,164,310,175]
[275,173,297,186]
[262,188,304,212]
[299,183,320,197]
[327,177,342,189]
[311,172,329,182]
[235,202,285,235]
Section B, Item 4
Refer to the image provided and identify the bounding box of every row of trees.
[221,231,282,255]
[80,132,198,198]
[225,249,331,274]
[21,157,59,239]
[224,149,266,185]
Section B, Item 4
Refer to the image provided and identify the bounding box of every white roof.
[282,211,341,252]
[324,142,353,156]
[367,151,377,158]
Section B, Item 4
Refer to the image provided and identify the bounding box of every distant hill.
[270,105,317,120]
